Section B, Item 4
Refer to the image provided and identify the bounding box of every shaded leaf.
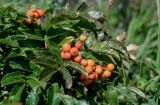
[0,85,25,105]
[39,68,57,82]
[9,61,25,70]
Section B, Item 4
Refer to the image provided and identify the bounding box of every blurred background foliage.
[0,0,159,104]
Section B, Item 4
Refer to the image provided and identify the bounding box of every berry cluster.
[25,8,44,24]
[80,62,115,85]
[61,34,115,85]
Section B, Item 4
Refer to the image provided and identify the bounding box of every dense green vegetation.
[0,0,159,105]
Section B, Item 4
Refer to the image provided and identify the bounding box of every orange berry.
[94,73,98,80]
[88,72,98,80]
[80,59,88,67]
[92,65,96,70]
[74,56,82,63]
[103,70,111,77]
[27,10,34,17]
[101,74,105,81]
[80,74,87,81]
[70,47,79,56]
[106,63,115,71]
[87,59,95,66]
[30,8,37,12]
[25,18,32,24]
[33,11,40,18]
[95,65,103,74]
[83,78,92,85]
[102,64,107,68]
[75,41,83,49]
[62,43,71,52]
[89,73,96,80]
[85,66,93,74]
[80,34,87,42]
[61,52,71,60]
[37,9,44,17]
[67,59,73,62]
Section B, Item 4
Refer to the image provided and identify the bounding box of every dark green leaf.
[39,68,57,82]
[0,85,25,105]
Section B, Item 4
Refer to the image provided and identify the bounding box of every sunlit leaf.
[47,83,61,105]
[26,86,40,105]
[1,71,25,87]
[59,66,73,89]
[64,61,88,76]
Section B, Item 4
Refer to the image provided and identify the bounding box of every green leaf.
[88,11,103,19]
[56,93,89,105]
[64,61,88,76]
[0,85,25,105]
[79,51,103,64]
[105,86,119,105]
[32,55,62,67]
[33,49,63,66]
[26,86,40,105]
[1,71,25,87]
[122,60,130,70]
[58,36,74,46]
[116,85,138,105]
[22,32,44,41]
[59,66,73,89]
[30,63,43,76]
[47,83,61,105]
[5,33,43,41]
[39,68,57,82]
[11,84,25,101]
[0,38,19,47]
[130,87,145,98]
[9,61,24,70]
[90,41,129,60]
[45,16,68,31]
[26,77,47,89]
